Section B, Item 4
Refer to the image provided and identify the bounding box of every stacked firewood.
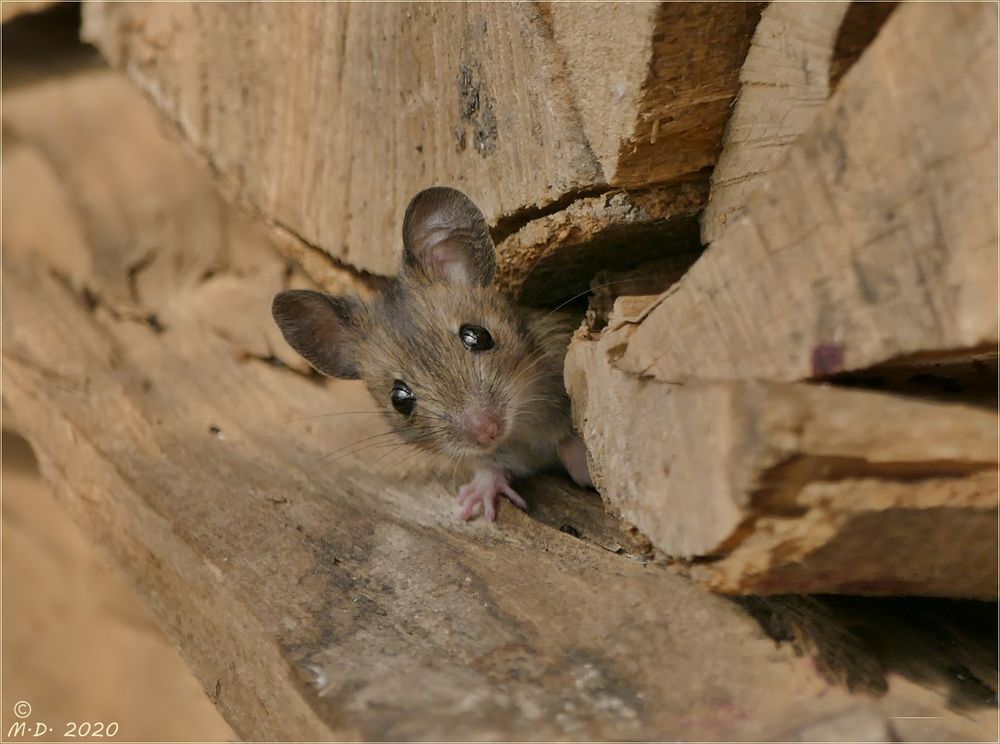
[82,0,997,599]
[3,2,996,740]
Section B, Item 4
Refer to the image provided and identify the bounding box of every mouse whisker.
[320,429,396,452]
[375,442,437,474]
[515,396,561,415]
[415,411,452,425]
[410,413,449,425]
[315,442,402,470]
[507,348,547,382]
[545,277,648,318]
[285,410,386,423]
[371,427,458,470]
[448,453,464,489]
[315,429,402,463]
[475,351,484,394]
[312,427,458,462]
[367,440,420,471]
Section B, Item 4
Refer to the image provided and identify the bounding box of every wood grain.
[567,306,998,598]
[6,20,999,737]
[545,2,763,190]
[80,2,762,299]
[621,1,998,383]
[3,63,901,743]
[701,1,853,244]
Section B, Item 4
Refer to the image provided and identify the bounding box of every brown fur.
[272,186,578,480]
[352,273,576,476]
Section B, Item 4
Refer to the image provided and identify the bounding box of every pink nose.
[463,409,502,446]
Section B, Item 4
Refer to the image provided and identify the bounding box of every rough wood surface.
[80,2,760,298]
[618,1,999,383]
[8,53,999,743]
[545,2,763,190]
[1,432,235,740]
[0,64,856,743]
[565,294,998,599]
[495,182,705,305]
[702,2,898,245]
[701,1,852,244]
[828,2,899,91]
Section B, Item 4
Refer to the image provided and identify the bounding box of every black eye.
[390,379,415,416]
[459,324,494,352]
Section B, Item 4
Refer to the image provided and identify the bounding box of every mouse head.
[272,187,565,461]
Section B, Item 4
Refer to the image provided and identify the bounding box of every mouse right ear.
[271,290,363,379]
[401,187,496,287]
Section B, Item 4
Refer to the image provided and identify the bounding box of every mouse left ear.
[271,290,364,379]
[401,187,496,287]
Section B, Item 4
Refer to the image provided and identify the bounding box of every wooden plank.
[80,2,760,299]
[616,2,999,383]
[1,63,892,743]
[1,431,235,739]
[565,298,998,599]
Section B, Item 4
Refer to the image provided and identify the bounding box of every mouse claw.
[456,467,525,522]
[499,484,528,511]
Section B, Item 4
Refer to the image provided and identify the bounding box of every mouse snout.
[461,407,503,447]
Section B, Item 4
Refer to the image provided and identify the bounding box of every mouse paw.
[456,467,527,522]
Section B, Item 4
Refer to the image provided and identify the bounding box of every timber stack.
[3,1,997,740]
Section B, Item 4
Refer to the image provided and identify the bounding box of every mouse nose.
[462,408,503,446]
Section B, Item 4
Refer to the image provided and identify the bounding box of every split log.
[1,63,892,743]
[702,2,898,245]
[615,1,998,383]
[543,2,764,190]
[564,1,998,598]
[827,2,899,91]
[701,1,852,244]
[566,285,998,599]
[80,2,761,301]
[494,182,705,303]
[6,21,999,742]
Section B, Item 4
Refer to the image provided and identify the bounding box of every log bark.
[618,1,998,383]
[80,2,760,300]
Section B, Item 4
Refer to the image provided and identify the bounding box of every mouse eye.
[459,324,494,352]
[390,379,415,416]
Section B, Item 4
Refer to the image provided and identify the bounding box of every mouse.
[271,186,592,521]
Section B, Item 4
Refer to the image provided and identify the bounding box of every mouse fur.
[272,186,591,520]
